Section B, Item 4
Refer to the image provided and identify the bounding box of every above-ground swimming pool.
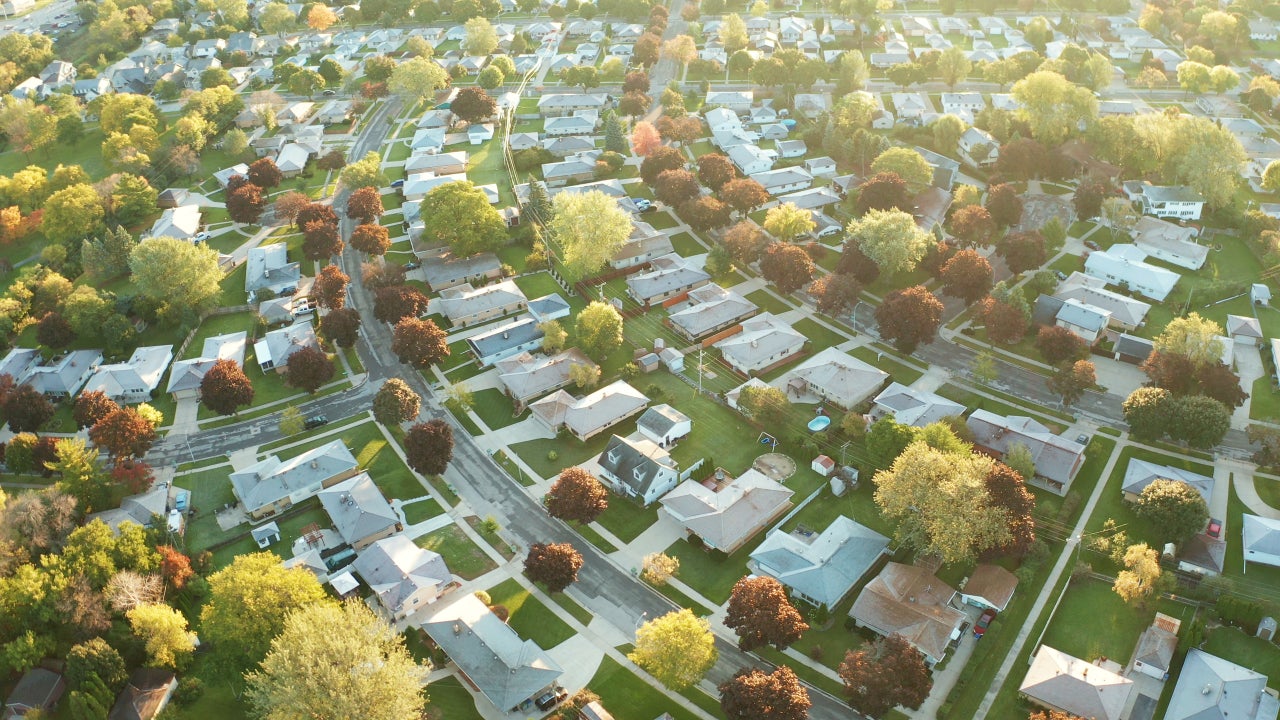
[808,415,831,432]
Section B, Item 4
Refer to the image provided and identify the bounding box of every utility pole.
[697,348,704,394]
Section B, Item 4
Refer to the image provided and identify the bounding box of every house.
[529,380,648,441]
[319,473,401,551]
[781,348,890,411]
[25,349,103,400]
[592,434,681,505]
[958,564,1018,611]
[726,144,776,175]
[9,76,42,99]
[625,254,710,307]
[1019,646,1134,720]
[420,252,502,292]
[940,91,985,120]
[1165,649,1279,720]
[1083,244,1181,302]
[353,534,452,619]
[86,484,171,532]
[83,345,174,404]
[870,382,966,427]
[467,317,544,368]
[1054,272,1151,330]
[254,320,319,373]
[40,60,76,86]
[409,128,446,154]
[1132,613,1181,680]
[705,107,744,134]
[537,93,607,116]
[660,468,794,553]
[704,90,752,111]
[891,92,931,119]
[275,144,311,177]
[1243,514,1280,572]
[147,205,202,240]
[793,93,830,119]
[777,139,807,158]
[967,409,1087,494]
[213,163,250,188]
[245,243,301,298]
[958,127,999,166]
[107,668,178,720]
[468,123,495,145]
[1114,333,1155,365]
[749,516,890,608]
[611,221,674,270]
[276,101,314,126]
[1120,458,1214,503]
[526,294,571,324]
[1052,297,1112,345]
[542,157,598,188]
[422,594,562,712]
[750,167,814,196]
[3,669,66,719]
[542,136,596,159]
[804,156,837,178]
[714,313,807,376]
[543,115,597,138]
[231,440,359,519]
[636,404,691,447]
[913,146,961,189]
[72,77,112,101]
[496,350,596,412]
[1228,315,1264,345]
[1132,216,1206,270]
[666,283,757,340]
[849,563,965,666]
[1124,182,1205,220]
[435,280,527,328]
[404,152,468,177]
[402,172,470,202]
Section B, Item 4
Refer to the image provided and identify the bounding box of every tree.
[226,181,265,224]
[202,553,329,667]
[838,634,933,718]
[462,16,499,55]
[388,56,450,106]
[345,187,384,224]
[158,545,194,591]
[128,604,195,670]
[539,320,568,353]
[523,542,583,593]
[420,181,506,258]
[661,34,697,67]
[938,45,972,87]
[66,639,127,694]
[810,273,861,316]
[631,120,661,156]
[392,317,449,368]
[247,158,283,190]
[1123,386,1171,442]
[279,406,305,436]
[364,54,397,83]
[870,147,933,194]
[450,87,497,124]
[720,179,770,215]
[1011,70,1098,145]
[109,174,158,226]
[849,209,932,277]
[697,154,736,191]
[737,384,790,427]
[759,243,815,295]
[546,467,608,524]
[1153,313,1224,368]
[338,151,385,192]
[949,206,997,248]
[986,462,1037,556]
[1073,181,1108,219]
[1035,325,1086,366]
[1166,395,1231,449]
[876,286,943,353]
[720,667,811,720]
[372,378,420,427]
[640,146,685,185]
[89,407,156,459]
[998,230,1046,274]
[654,169,701,206]
[641,552,679,586]
[562,65,601,91]
[984,183,1024,228]
[312,266,350,311]
[41,183,103,244]
[576,301,624,360]
[477,65,505,89]
[629,610,718,691]
[274,191,311,227]
[245,600,424,720]
[130,237,223,320]
[349,223,391,258]
[404,420,453,476]
[36,311,74,350]
[198,359,255,417]
[1048,359,1096,406]
[1177,61,1211,94]
[302,220,344,261]
[724,222,768,266]
[283,347,334,393]
[1113,543,1162,604]
[373,285,430,323]
[320,308,361,349]
[939,250,993,304]
[764,203,815,242]
[1135,479,1210,546]
[548,190,633,283]
[73,391,120,431]
[931,113,966,154]
[602,112,627,154]
[855,173,910,215]
[724,576,809,651]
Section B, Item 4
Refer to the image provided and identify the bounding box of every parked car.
[193,231,211,243]
[405,261,420,270]
[304,415,329,430]
[973,608,997,639]
[391,179,405,189]
[1206,518,1222,539]
[1076,434,1089,445]
[534,688,568,711]
[322,89,337,96]
[1084,240,1100,250]
[949,621,971,648]
[1055,270,1068,281]
[633,198,652,212]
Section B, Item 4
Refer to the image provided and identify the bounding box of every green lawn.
[1039,577,1196,663]
[165,654,245,719]
[424,677,483,720]
[416,525,495,580]
[182,312,259,360]
[550,591,594,626]
[646,210,680,230]
[669,232,704,257]
[849,345,924,386]
[402,497,444,525]
[595,498,660,544]
[1250,376,1280,422]
[745,288,794,315]
[664,537,759,605]
[1203,626,1280,679]
[485,578,577,649]
[1254,475,1280,512]
[586,656,699,720]
[1083,446,1215,559]
[471,387,525,430]
[793,317,850,349]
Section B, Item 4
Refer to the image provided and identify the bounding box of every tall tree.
[1011,70,1098,145]
[546,467,609,524]
[127,604,195,670]
[88,408,156,459]
[1036,326,1086,365]
[1165,395,1230,448]
[719,667,811,720]
[985,462,1037,557]
[763,203,816,242]
[350,223,391,257]
[855,172,910,214]
[523,542,583,593]
[320,308,361,348]
[285,347,335,392]
[462,16,499,55]
[247,158,283,189]
[654,169,701,207]
[1113,543,1162,604]
[201,553,329,668]
[1048,359,1096,406]
[312,265,350,310]
[810,273,861,316]
[199,359,255,416]
[338,151,385,192]
[639,146,685,185]
[724,576,809,651]
[997,230,1046,273]
[848,209,932,277]
[719,179,769,215]
[388,56,450,106]
[575,302,624,360]
[1123,387,1171,442]
[302,220,344,260]
[631,120,661,155]
[450,87,497,123]
[372,378,420,426]
[373,285,430,324]
[629,609,718,691]
[1152,313,1224,368]
[870,147,933,194]
[404,420,453,476]
[759,243,815,295]
[345,187,384,223]
[419,181,507,257]
[948,205,997,248]
[226,181,266,224]
[392,317,449,368]
[876,286,943,353]
[129,237,223,320]
[697,154,736,191]
[1134,479,1209,545]
[73,391,120,431]
[838,634,933,718]
[939,250,993,304]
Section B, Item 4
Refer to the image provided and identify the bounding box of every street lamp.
[635,611,648,634]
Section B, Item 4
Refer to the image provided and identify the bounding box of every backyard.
[1039,577,1198,664]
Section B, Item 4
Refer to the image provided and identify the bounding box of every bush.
[547,450,558,461]
[174,677,205,706]
[1218,595,1264,633]
[808,644,825,661]
[473,590,492,605]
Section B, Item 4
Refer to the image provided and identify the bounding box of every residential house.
[275,144,311,177]
[870,382,966,427]
[544,115,596,137]
[749,516,890,608]
[86,484,171,532]
[967,409,1087,494]
[666,283,757,340]
[190,38,226,58]
[1120,458,1214,503]
[146,205,202,241]
[913,146,961,189]
[727,144,776,175]
[1132,216,1207,270]
[25,350,103,400]
[849,563,966,666]
[406,151,468,175]
[750,167,814,196]
[83,345,174,404]
[611,221,674,270]
[214,163,250,188]
[940,91,985,121]
[467,317,545,368]
[704,90,752,111]
[420,252,502,291]
[402,171,469,202]
[1164,650,1279,720]
[9,76,42,99]
[636,404,691,447]
[543,135,596,157]
[777,139,807,159]
[714,313,807,376]
[1123,182,1205,220]
[72,77,112,101]
[958,127,999,166]
[254,320,319,373]
[496,350,597,412]
[318,473,401,551]
[40,60,76,86]
[276,101,314,126]
[891,92,931,120]
[1049,297,1112,345]
[537,93,607,116]
[107,668,178,720]
[436,280,528,328]
[592,434,681,505]
[626,254,711,307]
[245,243,301,299]
[1227,314,1263,345]
[1019,646,1134,720]
[410,128,446,154]
[804,156,837,177]
[1054,272,1151,330]
[230,440,360,519]
[542,156,598,188]
[422,594,563,712]
[1243,514,1280,572]
[660,468,794,553]
[780,348,890,411]
[958,564,1018,611]
[467,123,495,145]
[1083,244,1180,302]
[526,294,571,323]
[353,535,452,619]
[1132,613,1181,680]
[529,380,649,441]
[3,670,65,719]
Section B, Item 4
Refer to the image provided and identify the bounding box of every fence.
[173,304,255,360]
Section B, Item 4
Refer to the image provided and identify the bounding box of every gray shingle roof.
[230,440,359,513]
[597,434,678,497]
[636,404,689,440]
[1019,646,1134,720]
[1166,650,1279,720]
[318,473,399,547]
[353,535,451,615]
[750,516,889,607]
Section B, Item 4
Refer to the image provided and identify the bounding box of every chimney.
[503,331,509,339]
[452,622,461,635]
[310,460,318,469]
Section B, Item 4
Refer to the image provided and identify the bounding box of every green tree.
[763,203,815,242]
[1011,70,1098,145]
[865,416,919,469]
[127,604,195,669]
[1153,313,1224,368]
[129,237,223,322]
[338,150,385,191]
[259,2,297,34]
[849,209,932,277]
[629,609,718,691]
[1165,395,1231,448]
[201,552,329,668]
[109,174,158,226]
[603,112,628,154]
[1135,479,1210,545]
[931,113,966,153]
[550,190,634,282]
[737,384,790,426]
[42,183,104,244]
[575,302,624,360]
[870,147,933,194]
[937,46,971,87]
[463,16,499,55]
[419,181,506,257]
[388,56,450,106]
[279,406,305,436]
[372,378,420,426]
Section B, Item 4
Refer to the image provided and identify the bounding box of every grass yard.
[573,520,619,553]
[586,656,699,720]
[510,419,631,480]
[594,498,660,544]
[793,317,850,349]
[471,387,524,430]
[1203,626,1280,679]
[402,497,444,525]
[182,311,258,360]
[849,345,924,386]
[424,676,484,720]
[550,592,594,626]
[415,525,496,580]
[485,578,577,649]
[664,537,760,605]
[1039,577,1196,663]
[1254,475,1280,512]
[745,288,794,315]
[669,232,704,257]
[166,655,245,720]
[646,210,680,230]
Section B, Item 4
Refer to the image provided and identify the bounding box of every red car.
[1207,519,1222,539]
[973,609,997,639]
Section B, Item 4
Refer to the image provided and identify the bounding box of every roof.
[1115,332,1155,360]
[1084,245,1182,300]
[255,320,318,369]
[529,380,648,438]
[421,252,501,289]
[276,143,310,172]
[1120,458,1214,502]
[422,594,563,710]
[750,516,889,607]
[1141,184,1205,204]
[1227,314,1264,339]
[84,345,173,400]
[1056,272,1151,327]
[714,312,806,370]
[849,563,964,662]
[660,468,794,551]
[1019,646,1134,720]
[1166,649,1280,720]
[967,409,1086,485]
[5,669,65,715]
[960,564,1018,610]
[467,318,543,361]
[636,404,690,439]
[1055,297,1110,333]
[597,434,678,497]
[783,347,890,408]
[626,253,710,303]
[318,473,399,546]
[1133,216,1207,267]
[148,205,201,239]
[436,280,527,323]
[496,349,597,404]
[667,283,757,338]
[86,484,169,531]
[229,439,359,513]
[353,534,451,614]
[1243,513,1280,560]
[1133,614,1180,673]
[245,242,300,293]
[107,668,176,720]
[872,382,966,427]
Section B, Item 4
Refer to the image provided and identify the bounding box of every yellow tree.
[306,4,338,30]
[629,609,718,690]
[1113,543,1161,604]
[127,604,195,669]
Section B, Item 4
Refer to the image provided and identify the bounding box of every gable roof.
[353,534,451,614]
[960,564,1018,610]
[1019,645,1134,720]
[5,669,65,716]
[850,563,964,663]
[666,283,757,339]
[1166,649,1279,720]
[660,468,794,551]
[229,440,359,512]
[636,404,689,439]
[714,312,806,369]
[530,380,648,438]
[966,409,1086,486]
[107,668,176,720]
[496,349,596,404]
[245,242,300,293]
[1227,314,1264,339]
[148,205,201,239]
[86,484,170,532]
[1056,272,1151,327]
[872,382,966,427]
[1120,458,1214,502]
[255,320,318,369]
[750,516,889,607]
[597,434,678,497]
[84,345,173,400]
[468,317,544,361]
[318,473,399,546]
[625,253,710,303]
[1134,614,1180,673]
[436,280,527,323]
[1243,513,1280,561]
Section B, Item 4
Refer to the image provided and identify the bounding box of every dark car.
[1206,518,1222,539]
[322,89,337,96]
[949,621,971,648]
[1084,240,1101,250]
[390,178,405,189]
[405,261,420,270]
[304,415,329,430]
[534,688,568,711]
[973,608,997,639]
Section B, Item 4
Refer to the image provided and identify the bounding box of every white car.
[193,231,211,243]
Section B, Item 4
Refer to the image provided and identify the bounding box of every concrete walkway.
[1232,341,1265,430]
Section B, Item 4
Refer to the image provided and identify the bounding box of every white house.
[714,313,807,375]
[590,434,681,505]
[958,564,1018,611]
[635,404,691,447]
[1083,244,1181,302]
[82,346,174,405]
[1132,614,1181,680]
[750,167,813,195]
[704,90,752,111]
[1124,182,1205,220]
[1243,514,1280,572]
[958,127,999,166]
[1131,216,1207,270]
[778,347,890,411]
[727,144,775,175]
